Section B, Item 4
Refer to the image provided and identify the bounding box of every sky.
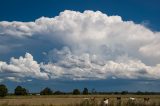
[0,0,160,93]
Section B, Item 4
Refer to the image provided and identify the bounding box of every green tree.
[73,89,80,95]
[40,87,53,95]
[82,88,88,95]
[14,86,28,95]
[0,84,8,97]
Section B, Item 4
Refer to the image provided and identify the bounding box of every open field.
[0,95,160,106]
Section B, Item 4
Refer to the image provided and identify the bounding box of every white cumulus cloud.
[0,53,49,81]
[0,10,160,81]
[40,47,159,80]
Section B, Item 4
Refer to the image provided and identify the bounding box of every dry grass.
[0,95,160,106]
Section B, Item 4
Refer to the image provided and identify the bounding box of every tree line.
[0,84,89,97]
[0,84,160,97]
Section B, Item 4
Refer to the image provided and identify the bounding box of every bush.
[73,89,80,95]
[40,87,53,95]
[0,84,8,97]
[82,88,88,95]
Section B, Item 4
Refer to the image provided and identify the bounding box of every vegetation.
[0,84,160,97]
[0,84,160,106]
[40,87,53,95]
[14,86,28,95]
[0,84,8,97]
[73,89,80,95]
[0,98,160,106]
[82,88,88,95]
[0,84,160,96]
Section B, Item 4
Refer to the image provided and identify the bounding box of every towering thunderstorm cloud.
[0,10,160,82]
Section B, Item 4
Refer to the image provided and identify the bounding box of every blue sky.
[0,0,160,30]
[0,0,160,93]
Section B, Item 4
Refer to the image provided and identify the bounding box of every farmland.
[0,95,160,106]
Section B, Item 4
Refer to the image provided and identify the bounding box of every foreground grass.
[1,100,160,106]
[0,95,160,106]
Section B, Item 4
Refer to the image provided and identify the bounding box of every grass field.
[0,95,160,106]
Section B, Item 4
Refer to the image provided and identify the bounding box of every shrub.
[82,88,88,95]
[40,87,53,95]
[73,89,80,95]
[0,84,8,97]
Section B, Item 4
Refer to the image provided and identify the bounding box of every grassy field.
[0,95,160,106]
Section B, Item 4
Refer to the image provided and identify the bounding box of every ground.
[0,95,160,106]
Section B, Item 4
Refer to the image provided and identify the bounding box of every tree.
[40,87,53,95]
[121,91,128,95]
[14,86,28,95]
[73,89,80,95]
[0,84,8,97]
[82,88,88,95]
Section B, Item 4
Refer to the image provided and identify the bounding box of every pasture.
[0,95,160,106]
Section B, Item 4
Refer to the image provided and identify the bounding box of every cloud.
[0,21,35,37]
[0,53,49,81]
[0,10,159,62]
[0,79,4,82]
[0,50,160,81]
[139,37,160,57]
[6,77,21,82]
[40,47,159,80]
[0,10,160,81]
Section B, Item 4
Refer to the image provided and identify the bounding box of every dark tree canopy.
[40,87,53,95]
[0,84,8,97]
[82,88,89,95]
[73,89,80,95]
[14,86,28,95]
